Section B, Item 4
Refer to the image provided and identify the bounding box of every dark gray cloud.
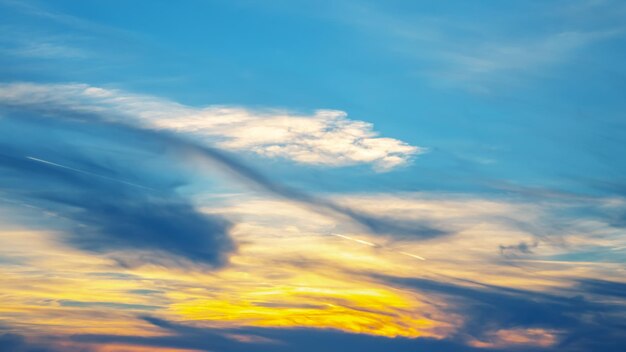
[62,276,626,352]
[499,240,538,258]
[575,279,626,299]
[0,333,51,352]
[0,112,234,267]
[0,333,90,352]
[369,274,626,352]
[72,316,502,352]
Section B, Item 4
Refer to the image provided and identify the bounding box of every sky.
[0,0,625,351]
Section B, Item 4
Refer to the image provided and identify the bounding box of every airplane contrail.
[331,233,377,247]
[331,233,427,261]
[25,156,154,191]
[399,252,426,261]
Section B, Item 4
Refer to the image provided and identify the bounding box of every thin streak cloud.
[25,156,154,191]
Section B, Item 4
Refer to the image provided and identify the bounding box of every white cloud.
[0,82,423,170]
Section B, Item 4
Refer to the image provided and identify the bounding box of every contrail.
[330,233,427,261]
[399,252,426,261]
[25,156,154,191]
[331,233,377,247]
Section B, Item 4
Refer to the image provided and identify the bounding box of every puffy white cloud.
[0,82,423,171]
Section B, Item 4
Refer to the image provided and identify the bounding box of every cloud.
[431,29,622,92]
[1,188,624,350]
[0,39,88,59]
[0,82,446,240]
[575,278,626,299]
[0,113,235,267]
[499,240,538,258]
[1,81,624,351]
[0,332,91,352]
[0,333,55,352]
[369,274,626,351]
[181,143,446,238]
[320,1,625,93]
[72,316,494,352]
[0,82,423,171]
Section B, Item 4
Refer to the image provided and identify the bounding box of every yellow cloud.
[0,192,622,347]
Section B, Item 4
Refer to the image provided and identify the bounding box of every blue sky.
[3,0,625,195]
[0,1,625,351]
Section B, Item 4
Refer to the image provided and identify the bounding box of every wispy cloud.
[320,0,625,93]
[0,22,91,60]
[429,29,623,92]
[16,43,86,59]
